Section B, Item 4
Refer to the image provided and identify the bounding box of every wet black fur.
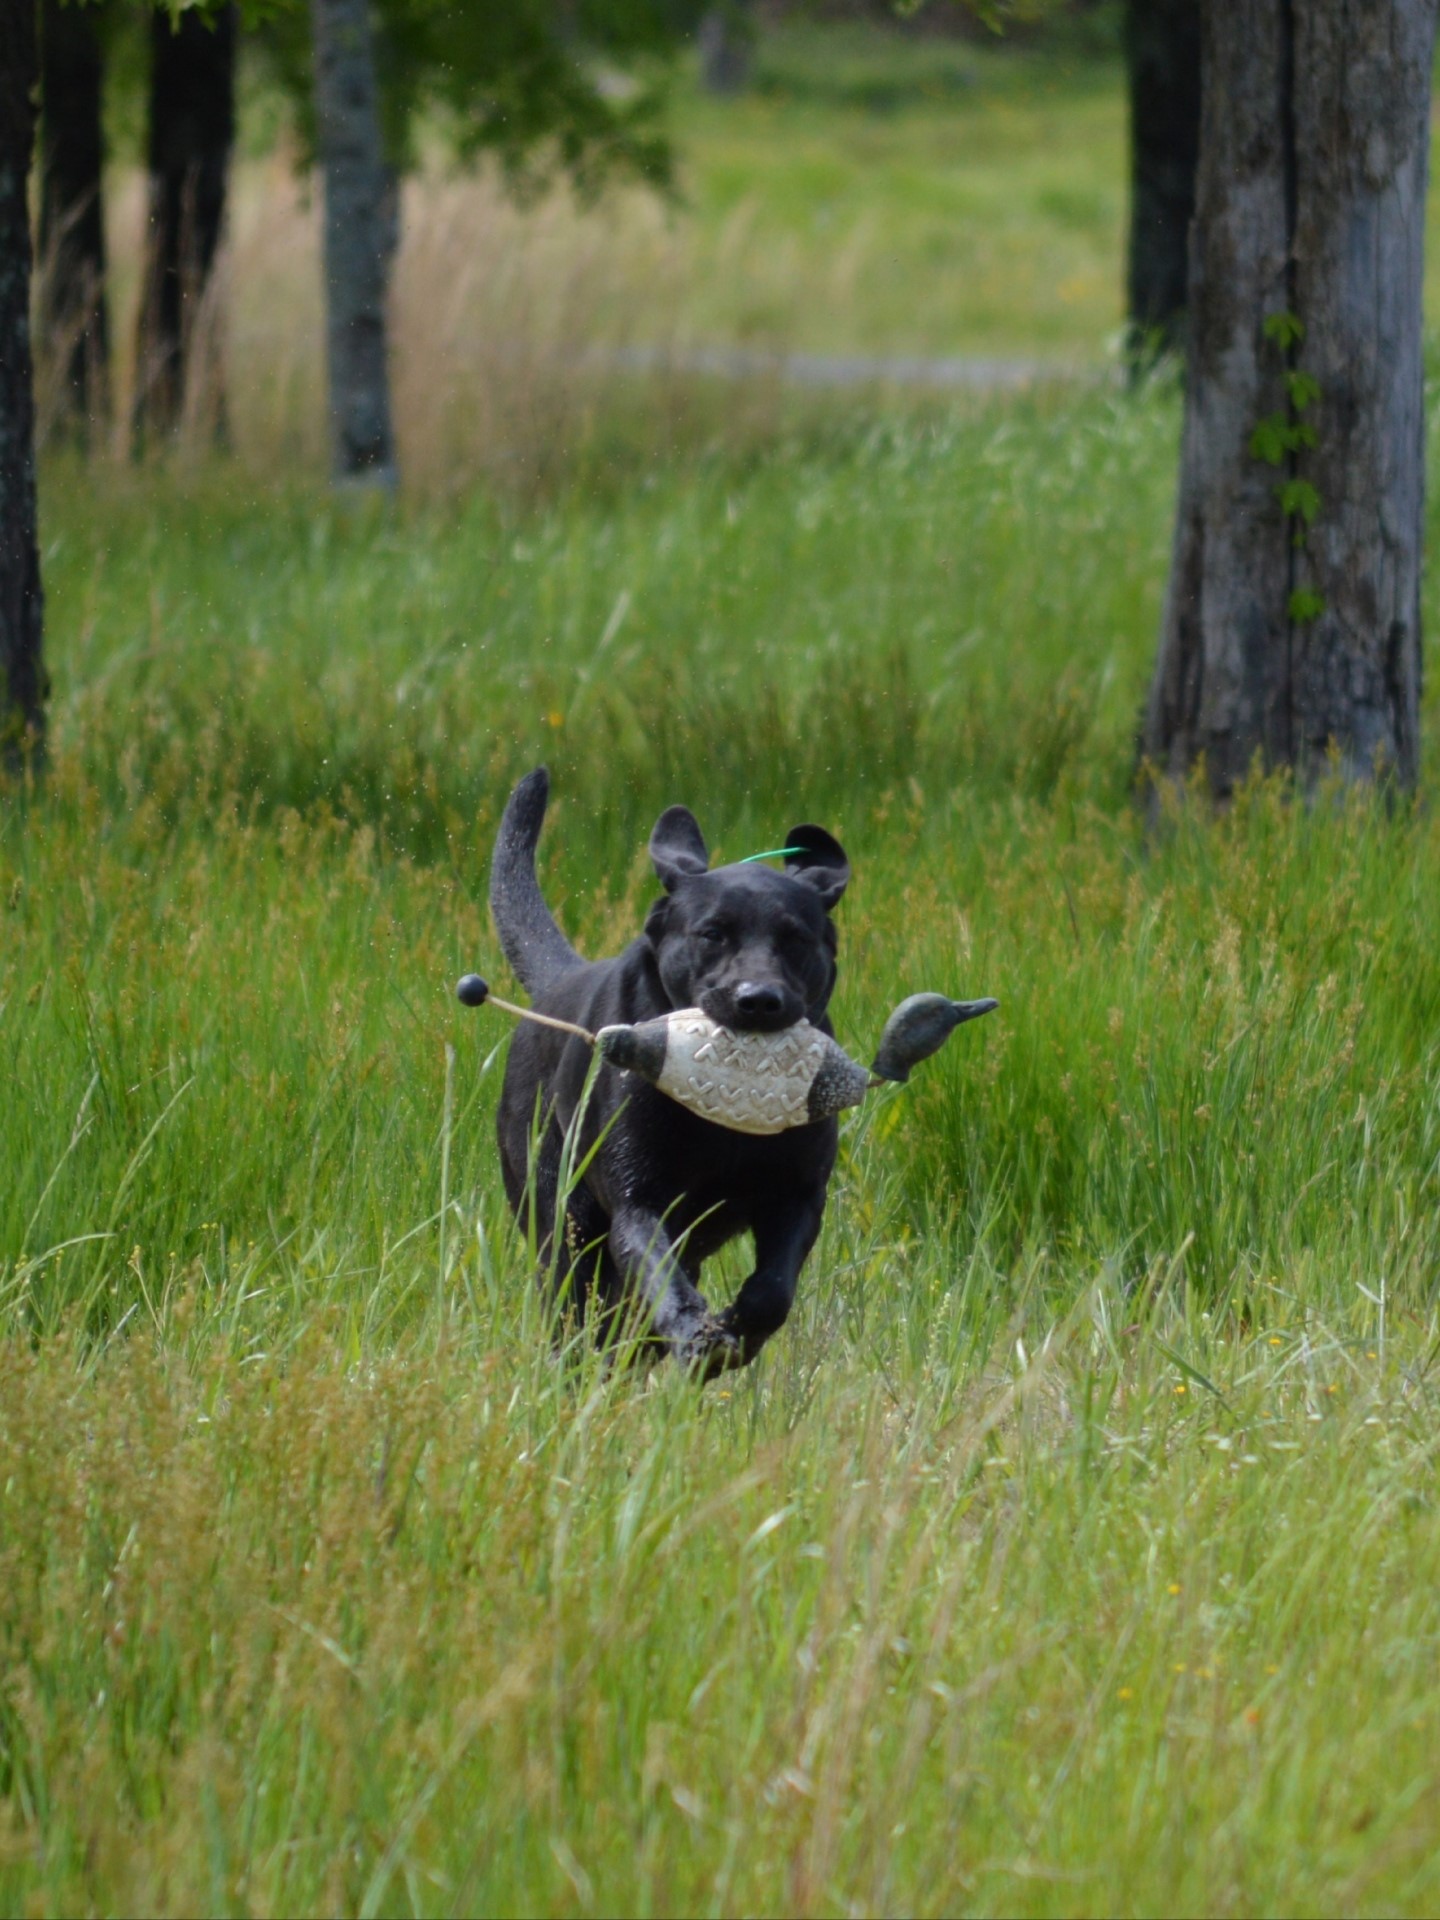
[490,768,850,1375]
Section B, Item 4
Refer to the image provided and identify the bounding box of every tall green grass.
[16,384,1440,1317]
[7,1298,1440,1917]
[8,380,1440,1911]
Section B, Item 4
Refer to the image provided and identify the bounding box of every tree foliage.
[253,0,707,195]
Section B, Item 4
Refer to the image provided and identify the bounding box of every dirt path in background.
[598,343,1097,389]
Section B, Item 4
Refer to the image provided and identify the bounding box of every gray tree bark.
[1123,0,1200,365]
[699,4,753,96]
[1143,0,1435,797]
[311,0,397,488]
[0,0,46,772]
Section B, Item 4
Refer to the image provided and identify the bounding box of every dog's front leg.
[718,1192,826,1367]
[607,1206,738,1372]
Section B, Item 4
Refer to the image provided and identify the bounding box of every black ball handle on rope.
[455,974,598,1045]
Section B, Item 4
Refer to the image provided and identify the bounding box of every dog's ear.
[784,824,850,909]
[650,806,709,892]
[643,895,671,945]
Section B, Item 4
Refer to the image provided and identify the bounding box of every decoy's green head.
[871,993,999,1083]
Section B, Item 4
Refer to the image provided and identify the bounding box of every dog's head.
[643,806,849,1033]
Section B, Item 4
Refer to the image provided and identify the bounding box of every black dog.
[490,768,850,1374]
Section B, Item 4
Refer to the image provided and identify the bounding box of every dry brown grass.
[35,160,838,498]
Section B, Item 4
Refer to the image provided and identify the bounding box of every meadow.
[7,20,1440,1917]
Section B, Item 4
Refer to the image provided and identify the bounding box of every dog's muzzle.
[702,982,800,1033]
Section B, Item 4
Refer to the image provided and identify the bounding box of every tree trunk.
[133,4,236,443]
[1142,0,1435,798]
[39,0,108,436]
[1123,0,1200,366]
[699,3,753,96]
[311,0,397,488]
[0,0,46,772]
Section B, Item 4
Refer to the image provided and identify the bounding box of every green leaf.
[1263,310,1306,350]
[1286,369,1322,412]
[1289,587,1326,623]
[1278,479,1321,525]
[1249,415,1291,466]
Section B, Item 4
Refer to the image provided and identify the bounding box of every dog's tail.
[488,768,584,998]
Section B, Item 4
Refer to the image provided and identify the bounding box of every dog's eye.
[697,925,726,946]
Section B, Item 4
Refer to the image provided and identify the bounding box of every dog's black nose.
[734,982,785,1021]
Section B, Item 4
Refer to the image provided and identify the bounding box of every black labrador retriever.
[490,768,850,1375]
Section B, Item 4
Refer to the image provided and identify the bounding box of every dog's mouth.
[698,988,804,1036]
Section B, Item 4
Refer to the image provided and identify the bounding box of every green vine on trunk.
[1249,310,1325,624]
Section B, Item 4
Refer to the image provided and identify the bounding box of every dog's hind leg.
[553,1183,612,1330]
[607,1205,739,1372]
[511,1119,589,1333]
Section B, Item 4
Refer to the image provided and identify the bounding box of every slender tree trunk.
[134,4,236,444]
[39,0,108,436]
[1123,0,1200,366]
[698,2,753,96]
[0,0,46,772]
[311,0,397,487]
[1142,0,1435,798]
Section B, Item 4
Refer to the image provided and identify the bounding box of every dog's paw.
[675,1317,743,1382]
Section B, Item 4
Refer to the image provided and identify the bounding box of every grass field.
[9,21,1440,1917]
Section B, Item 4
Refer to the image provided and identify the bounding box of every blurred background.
[33,0,1132,497]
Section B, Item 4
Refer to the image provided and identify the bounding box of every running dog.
[490,768,850,1375]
